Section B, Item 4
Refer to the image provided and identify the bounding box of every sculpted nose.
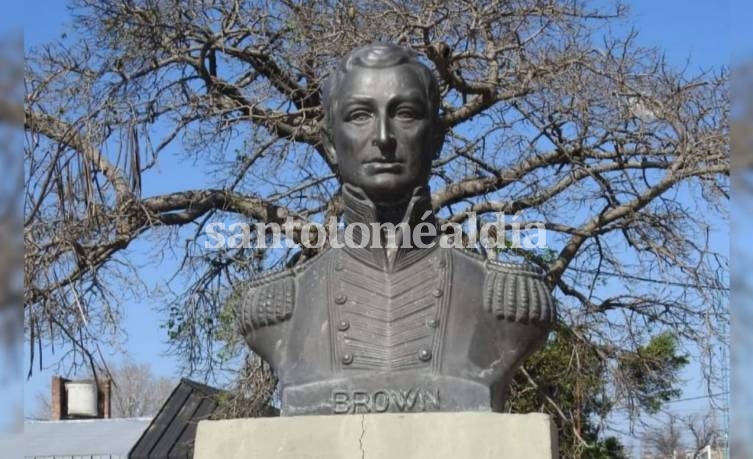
[372,117,395,150]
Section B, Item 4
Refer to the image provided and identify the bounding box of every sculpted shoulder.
[451,248,556,325]
[483,257,556,324]
[238,247,331,332]
[238,268,295,332]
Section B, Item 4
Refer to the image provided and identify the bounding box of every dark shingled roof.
[129,378,222,459]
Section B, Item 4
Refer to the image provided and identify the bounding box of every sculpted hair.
[322,43,441,134]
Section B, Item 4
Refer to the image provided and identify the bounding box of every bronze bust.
[238,43,554,416]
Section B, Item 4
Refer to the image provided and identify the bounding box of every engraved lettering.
[331,388,440,414]
[423,388,440,410]
[391,390,406,410]
[404,389,418,409]
[352,391,370,413]
[333,390,350,414]
[416,390,424,410]
[373,390,389,412]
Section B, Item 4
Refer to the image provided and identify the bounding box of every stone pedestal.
[194,412,558,459]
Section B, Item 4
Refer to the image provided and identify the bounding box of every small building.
[24,376,230,459]
[24,417,152,459]
[25,375,150,459]
[129,379,222,459]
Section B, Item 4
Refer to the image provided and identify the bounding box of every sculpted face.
[329,64,439,203]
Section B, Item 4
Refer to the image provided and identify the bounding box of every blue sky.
[18,0,745,447]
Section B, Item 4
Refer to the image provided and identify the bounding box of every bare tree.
[643,414,685,459]
[686,412,719,459]
[109,360,175,418]
[210,354,277,420]
[24,0,729,452]
[29,391,52,421]
[641,411,721,459]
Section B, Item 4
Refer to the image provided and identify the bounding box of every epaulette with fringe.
[241,269,296,329]
[482,260,555,324]
[239,247,331,330]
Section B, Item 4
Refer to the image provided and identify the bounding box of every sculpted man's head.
[322,43,444,204]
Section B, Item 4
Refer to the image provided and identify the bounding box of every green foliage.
[214,289,248,365]
[506,326,688,458]
[618,332,689,414]
[586,437,629,459]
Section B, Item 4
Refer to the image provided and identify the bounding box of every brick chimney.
[50,376,68,421]
[97,378,112,419]
[50,375,112,420]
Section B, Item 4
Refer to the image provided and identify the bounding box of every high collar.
[340,184,438,272]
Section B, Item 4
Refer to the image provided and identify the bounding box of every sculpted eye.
[395,106,422,120]
[347,110,372,122]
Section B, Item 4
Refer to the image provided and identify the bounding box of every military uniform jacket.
[239,187,555,415]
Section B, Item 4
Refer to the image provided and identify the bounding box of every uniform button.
[432,288,443,298]
[335,260,345,271]
[418,349,432,361]
[335,294,348,304]
[342,352,354,365]
[427,319,439,328]
[337,320,350,331]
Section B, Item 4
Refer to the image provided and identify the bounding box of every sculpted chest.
[327,247,450,372]
[239,247,554,415]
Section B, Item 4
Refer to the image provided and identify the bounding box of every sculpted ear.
[321,124,337,165]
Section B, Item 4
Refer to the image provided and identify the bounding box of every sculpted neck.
[340,184,438,272]
[342,184,436,229]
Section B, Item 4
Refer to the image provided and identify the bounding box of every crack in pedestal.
[359,414,366,459]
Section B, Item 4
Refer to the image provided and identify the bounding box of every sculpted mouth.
[365,159,404,164]
[364,160,404,173]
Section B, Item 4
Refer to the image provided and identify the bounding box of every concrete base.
[194,412,558,458]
